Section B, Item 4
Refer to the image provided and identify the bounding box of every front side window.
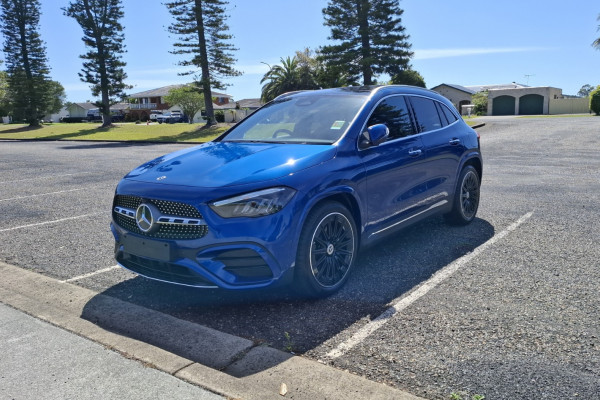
[410,96,443,133]
[366,96,415,140]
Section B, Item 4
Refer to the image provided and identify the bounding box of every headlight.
[209,187,296,218]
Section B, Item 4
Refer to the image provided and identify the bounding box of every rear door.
[409,96,465,200]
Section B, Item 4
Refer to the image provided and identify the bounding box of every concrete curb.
[0,262,423,400]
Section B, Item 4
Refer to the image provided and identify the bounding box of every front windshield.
[221,93,367,144]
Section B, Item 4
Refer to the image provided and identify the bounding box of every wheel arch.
[298,188,363,247]
[461,154,483,181]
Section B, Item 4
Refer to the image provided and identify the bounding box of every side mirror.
[365,124,389,147]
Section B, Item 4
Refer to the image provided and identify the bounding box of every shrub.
[472,91,488,115]
[590,85,600,115]
[214,110,225,123]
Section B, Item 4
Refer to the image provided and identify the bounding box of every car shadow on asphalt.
[81,216,494,370]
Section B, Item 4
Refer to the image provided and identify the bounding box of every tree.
[163,86,204,124]
[593,14,600,50]
[260,49,352,101]
[294,49,320,90]
[297,48,351,89]
[472,91,489,116]
[45,80,66,116]
[320,0,413,85]
[590,85,600,115]
[390,68,426,88]
[166,0,241,125]
[578,84,594,98]
[0,0,54,126]
[64,0,131,127]
[261,56,321,102]
[0,61,10,117]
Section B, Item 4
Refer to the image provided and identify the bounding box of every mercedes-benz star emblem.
[136,203,155,233]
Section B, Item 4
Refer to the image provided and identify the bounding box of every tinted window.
[440,102,458,124]
[410,97,443,133]
[367,96,415,140]
[435,102,449,127]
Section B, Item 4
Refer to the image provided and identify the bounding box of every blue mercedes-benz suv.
[111,85,482,297]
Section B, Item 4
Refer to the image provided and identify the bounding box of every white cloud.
[235,62,273,75]
[413,47,550,60]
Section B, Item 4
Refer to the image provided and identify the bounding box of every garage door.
[492,96,515,115]
[519,94,544,115]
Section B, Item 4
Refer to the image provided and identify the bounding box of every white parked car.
[149,110,163,122]
[157,110,184,124]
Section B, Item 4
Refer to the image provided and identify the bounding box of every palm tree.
[260,57,301,102]
[592,14,600,50]
[594,14,600,49]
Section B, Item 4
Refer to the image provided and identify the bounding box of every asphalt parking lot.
[1,116,599,399]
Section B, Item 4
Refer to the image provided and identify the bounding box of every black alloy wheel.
[460,168,480,220]
[296,202,357,297]
[446,165,480,225]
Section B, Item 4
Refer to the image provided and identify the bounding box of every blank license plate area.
[122,234,171,262]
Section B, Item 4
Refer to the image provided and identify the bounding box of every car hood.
[124,141,337,188]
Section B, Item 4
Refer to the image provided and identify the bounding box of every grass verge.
[517,114,596,119]
[0,122,231,142]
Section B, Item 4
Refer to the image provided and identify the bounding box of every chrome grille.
[153,199,202,219]
[112,195,208,240]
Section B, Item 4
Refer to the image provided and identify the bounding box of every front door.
[360,95,429,239]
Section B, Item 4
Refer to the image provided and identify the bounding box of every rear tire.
[445,165,480,226]
[295,202,358,297]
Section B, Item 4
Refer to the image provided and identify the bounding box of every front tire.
[295,202,358,297]
[445,165,480,225]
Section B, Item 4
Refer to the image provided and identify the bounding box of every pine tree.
[0,0,53,126]
[165,0,241,125]
[320,0,413,86]
[64,0,131,127]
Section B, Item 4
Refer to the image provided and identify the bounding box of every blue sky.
[13,0,600,102]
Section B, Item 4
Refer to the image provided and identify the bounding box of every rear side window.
[367,96,415,140]
[409,96,443,133]
[440,103,458,124]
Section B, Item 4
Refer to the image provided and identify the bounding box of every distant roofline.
[129,84,232,99]
[431,83,476,95]
[432,82,535,94]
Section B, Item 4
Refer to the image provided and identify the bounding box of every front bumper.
[111,221,296,289]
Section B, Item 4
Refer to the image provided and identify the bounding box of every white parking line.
[0,213,105,233]
[324,211,534,361]
[0,172,94,184]
[0,188,88,202]
[61,265,120,283]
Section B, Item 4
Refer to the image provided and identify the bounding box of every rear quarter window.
[440,102,458,124]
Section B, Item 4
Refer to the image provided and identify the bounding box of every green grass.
[517,114,596,119]
[462,117,482,127]
[0,122,230,142]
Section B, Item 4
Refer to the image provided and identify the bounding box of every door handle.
[449,138,461,145]
[408,149,422,157]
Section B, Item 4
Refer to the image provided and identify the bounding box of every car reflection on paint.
[110,85,482,297]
